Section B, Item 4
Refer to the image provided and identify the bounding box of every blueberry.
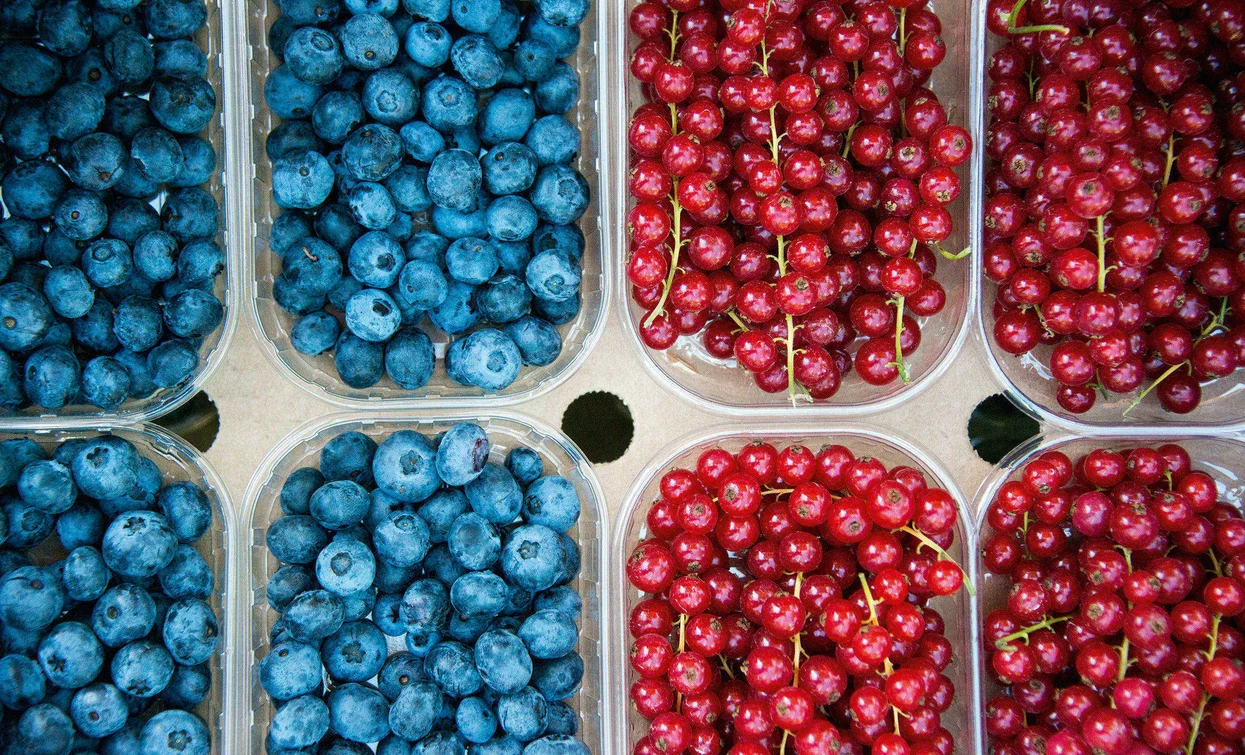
[289,310,339,356]
[488,196,539,242]
[91,583,155,647]
[543,702,577,736]
[341,13,400,71]
[405,0,450,21]
[428,280,480,337]
[63,545,110,601]
[435,423,490,487]
[149,74,216,135]
[456,695,498,744]
[500,524,563,593]
[422,75,478,132]
[13,703,74,755]
[377,652,424,701]
[273,150,336,210]
[502,316,561,367]
[0,282,53,351]
[162,597,217,665]
[343,122,404,181]
[400,121,446,163]
[161,662,211,708]
[495,241,532,276]
[446,512,500,571]
[111,639,174,697]
[388,680,441,741]
[280,468,325,516]
[522,17,579,59]
[383,328,435,389]
[530,653,582,701]
[450,571,508,620]
[260,641,322,700]
[328,683,391,743]
[399,577,448,631]
[489,1,522,49]
[159,544,214,600]
[524,735,590,755]
[450,34,504,90]
[447,611,491,644]
[52,190,108,243]
[479,90,534,147]
[15,460,75,515]
[267,515,330,566]
[284,589,346,643]
[496,686,547,742]
[323,621,387,683]
[35,621,103,690]
[425,640,483,697]
[473,737,523,755]
[521,477,579,533]
[513,40,555,84]
[363,68,420,126]
[335,331,385,388]
[310,480,372,531]
[348,181,399,230]
[104,29,155,88]
[267,120,320,161]
[385,165,431,214]
[427,150,482,214]
[269,694,331,750]
[525,250,581,304]
[502,449,543,487]
[164,288,224,338]
[451,0,500,33]
[172,135,216,186]
[482,142,537,197]
[162,186,219,241]
[451,328,522,390]
[525,116,579,167]
[101,510,177,578]
[315,538,376,596]
[371,592,404,637]
[2,160,68,219]
[267,564,314,611]
[517,610,577,661]
[144,0,207,39]
[146,338,199,388]
[374,510,431,567]
[285,26,345,85]
[372,429,441,503]
[405,22,452,68]
[154,39,208,76]
[346,288,402,342]
[156,480,213,543]
[0,43,63,98]
[131,127,185,183]
[0,653,47,709]
[313,92,364,146]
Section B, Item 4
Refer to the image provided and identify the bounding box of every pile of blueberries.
[0,434,220,754]
[264,0,593,393]
[261,423,590,755]
[0,0,226,412]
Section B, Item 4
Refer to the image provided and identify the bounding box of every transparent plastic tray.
[1,0,242,427]
[240,3,610,409]
[608,423,982,755]
[970,5,1245,433]
[238,411,608,755]
[0,424,237,754]
[609,0,981,416]
[971,433,1245,750]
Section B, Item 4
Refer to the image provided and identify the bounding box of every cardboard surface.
[202,310,1003,523]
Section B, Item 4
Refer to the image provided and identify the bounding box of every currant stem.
[643,200,684,327]
[898,525,976,597]
[1163,133,1176,187]
[994,615,1072,650]
[1095,214,1108,293]
[726,308,750,333]
[859,573,880,625]
[1116,637,1131,683]
[1006,0,1070,34]
[792,572,805,675]
[1123,360,1186,417]
[890,295,911,384]
[1184,694,1209,755]
[1206,614,1222,660]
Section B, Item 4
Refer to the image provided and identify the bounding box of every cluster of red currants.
[982,443,1245,755]
[984,0,1245,416]
[626,0,972,403]
[624,440,971,755]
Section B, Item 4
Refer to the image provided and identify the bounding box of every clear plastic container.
[970,433,1245,752]
[608,423,982,755]
[1,0,242,427]
[239,3,610,409]
[608,0,981,415]
[970,21,1245,433]
[0,424,237,754]
[237,411,607,755]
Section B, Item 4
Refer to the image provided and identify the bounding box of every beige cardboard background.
[200,309,1004,523]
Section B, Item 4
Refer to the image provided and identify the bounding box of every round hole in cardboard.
[155,391,220,453]
[967,393,1039,465]
[561,391,634,464]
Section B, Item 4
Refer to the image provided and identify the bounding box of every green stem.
[898,526,975,597]
[859,574,879,624]
[1006,0,1070,34]
[1163,134,1176,187]
[994,615,1072,650]
[1117,638,1131,682]
[643,201,683,327]
[1123,360,1186,417]
[1096,214,1108,293]
[890,296,911,384]
[1185,695,1209,755]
